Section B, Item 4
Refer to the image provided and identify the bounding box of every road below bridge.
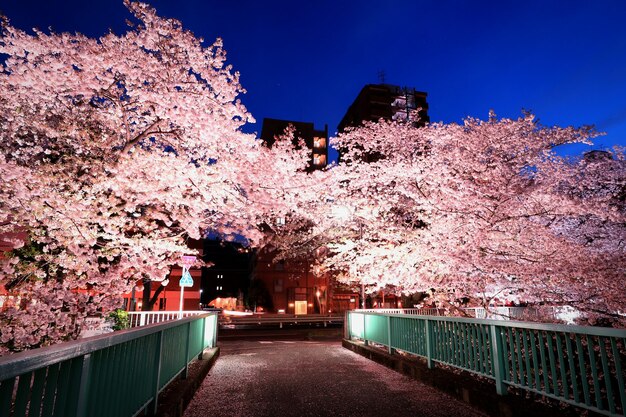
[184,335,486,417]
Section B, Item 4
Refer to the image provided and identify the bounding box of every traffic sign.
[181,255,196,269]
[179,269,194,287]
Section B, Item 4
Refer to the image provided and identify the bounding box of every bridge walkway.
[183,338,486,417]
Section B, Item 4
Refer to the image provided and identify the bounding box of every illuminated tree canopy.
[273,114,625,324]
[1,2,624,353]
[0,1,310,352]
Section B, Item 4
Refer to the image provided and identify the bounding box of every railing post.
[199,316,207,359]
[182,321,192,379]
[489,324,508,395]
[212,313,218,347]
[139,313,146,327]
[344,311,350,340]
[363,313,368,346]
[75,354,92,417]
[387,315,394,355]
[425,318,434,369]
[149,330,164,415]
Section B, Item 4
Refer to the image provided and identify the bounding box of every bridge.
[0,311,624,417]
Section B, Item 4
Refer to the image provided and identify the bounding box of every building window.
[294,287,307,301]
[274,279,283,293]
[314,137,326,148]
[313,154,326,166]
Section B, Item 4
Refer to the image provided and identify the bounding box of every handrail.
[223,315,343,324]
[346,310,626,417]
[356,308,445,316]
[127,310,205,327]
[221,315,343,329]
[369,313,626,338]
[355,306,555,321]
[0,312,218,417]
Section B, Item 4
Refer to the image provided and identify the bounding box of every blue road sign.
[179,269,194,287]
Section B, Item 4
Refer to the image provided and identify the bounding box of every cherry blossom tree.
[275,113,625,324]
[0,1,310,352]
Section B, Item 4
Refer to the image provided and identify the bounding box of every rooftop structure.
[337,84,429,133]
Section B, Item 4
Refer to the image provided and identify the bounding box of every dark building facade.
[337,84,429,133]
[254,251,326,314]
[260,118,329,171]
[201,240,255,309]
[253,246,359,315]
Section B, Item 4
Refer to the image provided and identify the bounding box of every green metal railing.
[0,312,218,417]
[346,311,626,417]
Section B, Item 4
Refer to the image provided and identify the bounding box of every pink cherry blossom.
[0,2,312,353]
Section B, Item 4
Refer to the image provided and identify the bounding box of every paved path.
[184,340,486,417]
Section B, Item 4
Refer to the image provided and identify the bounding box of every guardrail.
[356,307,555,320]
[346,311,626,417]
[357,308,445,316]
[0,312,218,417]
[222,314,343,329]
[127,310,205,327]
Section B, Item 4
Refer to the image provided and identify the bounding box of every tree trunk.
[149,285,166,310]
[142,280,152,311]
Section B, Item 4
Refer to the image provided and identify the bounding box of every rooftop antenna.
[377,70,386,84]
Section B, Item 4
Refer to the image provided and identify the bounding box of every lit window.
[313,154,326,166]
[314,137,326,148]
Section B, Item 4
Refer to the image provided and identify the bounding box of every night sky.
[3,0,626,160]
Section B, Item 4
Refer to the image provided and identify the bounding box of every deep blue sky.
[3,1,626,159]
